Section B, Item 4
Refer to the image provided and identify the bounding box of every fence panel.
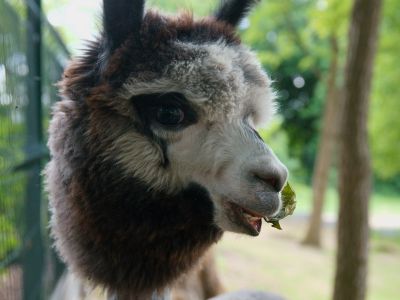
[0,0,69,299]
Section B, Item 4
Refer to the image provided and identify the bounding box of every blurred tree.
[303,36,342,247]
[302,0,351,247]
[304,0,400,247]
[333,0,382,299]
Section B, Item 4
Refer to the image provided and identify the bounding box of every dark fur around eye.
[132,93,198,131]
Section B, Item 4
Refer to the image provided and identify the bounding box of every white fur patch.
[105,131,182,192]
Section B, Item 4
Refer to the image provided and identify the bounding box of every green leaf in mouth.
[265,182,296,230]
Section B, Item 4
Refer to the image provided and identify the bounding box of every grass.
[290,180,400,215]
[371,231,400,254]
[215,219,400,300]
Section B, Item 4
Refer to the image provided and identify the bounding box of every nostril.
[253,171,283,192]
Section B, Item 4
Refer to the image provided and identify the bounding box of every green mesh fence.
[0,0,69,299]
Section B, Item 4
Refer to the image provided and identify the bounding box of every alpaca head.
[46,0,288,296]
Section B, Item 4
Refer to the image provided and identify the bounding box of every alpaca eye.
[155,106,184,126]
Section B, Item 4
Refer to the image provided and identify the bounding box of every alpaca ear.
[214,0,260,27]
[103,0,145,51]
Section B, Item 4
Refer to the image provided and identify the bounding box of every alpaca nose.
[251,165,288,192]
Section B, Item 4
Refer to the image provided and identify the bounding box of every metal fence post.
[24,0,44,299]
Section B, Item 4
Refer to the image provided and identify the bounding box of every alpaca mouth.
[229,202,264,236]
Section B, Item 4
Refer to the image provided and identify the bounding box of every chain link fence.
[0,0,69,299]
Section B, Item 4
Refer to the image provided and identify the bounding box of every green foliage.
[266,182,296,230]
[0,0,27,264]
[310,0,351,38]
[243,0,400,185]
[148,0,215,16]
[1,0,68,267]
[369,0,400,179]
[242,0,327,179]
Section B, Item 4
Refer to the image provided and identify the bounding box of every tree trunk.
[303,36,341,247]
[333,0,382,299]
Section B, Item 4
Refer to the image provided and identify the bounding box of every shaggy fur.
[46,97,222,297]
[46,1,288,299]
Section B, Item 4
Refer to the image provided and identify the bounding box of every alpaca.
[45,0,288,299]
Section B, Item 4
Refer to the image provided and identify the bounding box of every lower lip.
[229,202,263,236]
[248,218,262,234]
